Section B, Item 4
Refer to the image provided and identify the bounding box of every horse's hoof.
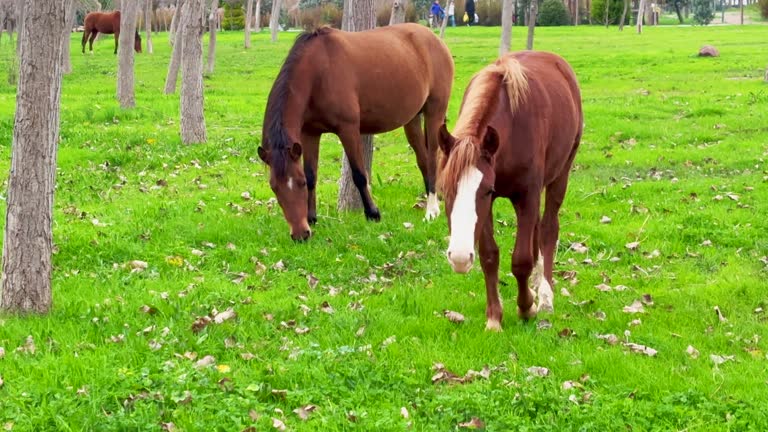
[308,215,317,225]
[424,193,440,221]
[485,319,503,332]
[517,303,538,320]
[365,208,381,222]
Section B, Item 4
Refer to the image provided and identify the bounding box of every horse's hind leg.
[82,30,89,53]
[403,115,431,207]
[337,125,380,221]
[479,213,503,331]
[88,31,98,53]
[511,191,540,320]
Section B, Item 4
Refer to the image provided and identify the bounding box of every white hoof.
[424,192,440,221]
[537,279,554,314]
[485,319,503,332]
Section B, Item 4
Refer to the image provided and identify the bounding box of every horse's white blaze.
[425,192,440,221]
[287,177,294,191]
[533,253,554,312]
[446,167,483,273]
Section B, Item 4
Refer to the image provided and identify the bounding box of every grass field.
[0,23,767,431]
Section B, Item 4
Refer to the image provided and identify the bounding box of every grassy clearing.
[0,24,767,431]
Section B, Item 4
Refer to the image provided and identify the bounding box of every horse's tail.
[495,56,529,115]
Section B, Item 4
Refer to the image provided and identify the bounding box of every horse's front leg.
[337,125,380,221]
[114,32,119,54]
[478,212,503,331]
[301,133,321,225]
[511,193,540,320]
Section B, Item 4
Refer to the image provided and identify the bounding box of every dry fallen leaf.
[625,241,640,251]
[458,417,485,429]
[191,316,212,333]
[600,216,612,224]
[527,366,550,377]
[0,375,4,388]
[686,345,700,359]
[355,326,366,337]
[558,328,575,338]
[701,239,713,247]
[294,404,317,421]
[623,300,645,314]
[129,260,148,272]
[624,342,658,357]
[195,355,216,369]
[444,310,465,323]
[241,352,256,361]
[537,319,552,330]
[597,333,619,345]
[139,305,157,315]
[0,347,5,359]
[570,242,588,254]
[714,306,728,322]
[400,407,410,419]
[272,418,286,431]
[320,301,335,314]
[403,222,414,229]
[560,288,571,297]
[595,283,612,292]
[594,311,606,321]
[213,308,237,324]
[641,294,654,306]
[710,354,735,366]
[272,260,286,271]
[307,274,319,289]
[160,422,176,432]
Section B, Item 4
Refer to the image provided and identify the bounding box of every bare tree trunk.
[180,0,206,144]
[439,0,449,38]
[389,0,407,24]
[165,0,185,94]
[500,0,514,56]
[764,65,768,82]
[604,0,610,27]
[619,0,629,30]
[587,0,592,23]
[338,0,375,211]
[245,0,253,48]
[62,1,76,74]
[117,0,139,108]
[144,0,153,53]
[739,0,743,24]
[170,0,182,44]
[207,0,218,74]
[636,0,645,33]
[525,0,536,50]
[254,0,261,31]
[270,0,282,42]
[1,0,67,314]
[7,0,24,86]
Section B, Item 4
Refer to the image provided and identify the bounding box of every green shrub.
[758,0,768,18]
[692,0,714,25]
[590,0,627,25]
[223,4,245,30]
[299,4,343,29]
[538,0,571,25]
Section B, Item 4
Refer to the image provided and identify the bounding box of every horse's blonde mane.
[438,56,529,199]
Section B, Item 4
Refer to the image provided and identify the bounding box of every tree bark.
[389,0,407,24]
[7,0,23,86]
[500,0,514,56]
[170,0,182,44]
[270,0,282,42]
[117,0,139,108]
[1,0,67,314]
[207,0,218,74]
[254,0,261,31]
[619,0,628,30]
[338,0,375,211]
[62,0,76,74]
[525,0,536,50]
[636,0,645,33]
[439,0,449,38]
[165,0,185,94]
[144,0,153,53]
[180,0,206,144]
[673,0,683,23]
[740,0,743,24]
[245,0,253,48]
[604,0,609,27]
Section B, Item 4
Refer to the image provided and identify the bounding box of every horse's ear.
[482,126,500,158]
[438,123,455,155]
[257,146,270,163]
[289,142,302,161]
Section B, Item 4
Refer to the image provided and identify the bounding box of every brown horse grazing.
[257,24,454,241]
[438,52,583,331]
[82,11,142,55]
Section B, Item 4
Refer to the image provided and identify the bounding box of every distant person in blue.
[430,0,444,28]
[464,0,475,26]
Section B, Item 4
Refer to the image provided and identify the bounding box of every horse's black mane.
[264,27,332,179]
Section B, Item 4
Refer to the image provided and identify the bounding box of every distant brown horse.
[258,24,454,241]
[82,11,142,54]
[438,52,583,331]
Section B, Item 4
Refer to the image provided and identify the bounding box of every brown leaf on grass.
[625,241,640,251]
[527,366,550,377]
[294,405,317,421]
[560,288,571,297]
[320,301,335,314]
[280,320,296,329]
[355,326,366,337]
[623,343,658,357]
[403,222,414,229]
[558,328,575,338]
[726,193,739,201]
[614,285,628,291]
[224,337,237,349]
[263,313,274,321]
[714,306,728,322]
[562,380,583,390]
[597,334,619,345]
[160,423,177,431]
[148,340,162,351]
[139,305,157,315]
[195,355,216,369]
[241,427,257,432]
[595,283,612,292]
[600,216,612,224]
[16,336,35,355]
[241,352,255,360]
[570,242,588,254]
[299,304,312,316]
[295,327,311,335]
[307,274,319,289]
[686,345,700,359]
[629,319,642,326]
[701,239,713,247]
[213,308,237,324]
[272,418,286,431]
[431,363,462,384]
[248,409,260,421]
[458,417,485,429]
[537,319,552,330]
[641,294,654,306]
[710,354,735,365]
[594,311,606,321]
[129,260,148,272]
[623,300,645,314]
[191,316,212,333]
[231,272,249,284]
[444,310,465,323]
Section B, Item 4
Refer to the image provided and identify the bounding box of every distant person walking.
[464,0,475,26]
[448,1,456,26]
[430,0,444,28]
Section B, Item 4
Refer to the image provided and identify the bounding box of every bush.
[590,0,626,25]
[223,4,245,30]
[691,0,714,25]
[476,0,503,26]
[376,1,419,26]
[759,0,768,19]
[538,0,571,25]
[299,4,343,29]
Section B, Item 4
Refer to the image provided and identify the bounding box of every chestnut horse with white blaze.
[438,52,583,331]
[258,24,454,241]
[82,11,142,55]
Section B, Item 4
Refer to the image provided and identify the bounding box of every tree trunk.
[500,0,514,56]
[144,0,153,53]
[180,0,206,144]
[1,0,67,314]
[165,0,185,94]
[439,0,449,38]
[62,1,76,74]
[338,0,375,211]
[389,0,407,24]
[740,0,743,24]
[587,0,592,23]
[254,0,261,31]
[270,0,282,42]
[117,0,139,108]
[245,0,253,48]
[619,0,629,30]
[674,0,684,22]
[604,0,609,27]
[721,0,725,23]
[525,0,536,50]
[764,65,768,83]
[636,0,645,33]
[170,0,182,44]
[207,0,218,74]
[7,0,24,86]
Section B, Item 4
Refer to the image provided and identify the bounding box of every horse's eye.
[297,180,307,188]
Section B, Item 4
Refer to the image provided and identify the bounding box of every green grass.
[1,24,767,431]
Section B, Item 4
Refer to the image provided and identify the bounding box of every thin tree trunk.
[619,0,629,30]
[389,0,407,24]
[1,0,67,314]
[270,0,282,42]
[525,0,536,50]
[636,0,645,33]
[62,1,76,74]
[721,0,725,22]
[439,0,449,38]
[245,0,253,48]
[254,0,261,31]
[207,0,218,74]
[165,0,185,94]
[144,0,153,53]
[180,0,206,144]
[604,0,609,27]
[170,0,182,44]
[117,0,139,108]
[500,0,514,56]
[740,0,743,24]
[587,0,592,23]
[7,0,23,86]
[338,0,375,211]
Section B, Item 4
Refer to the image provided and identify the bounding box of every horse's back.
[84,11,120,33]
